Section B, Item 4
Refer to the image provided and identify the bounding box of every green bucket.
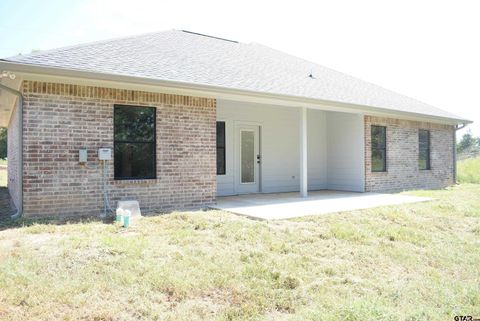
[123,215,130,228]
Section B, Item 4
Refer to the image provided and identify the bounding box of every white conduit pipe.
[102,159,114,218]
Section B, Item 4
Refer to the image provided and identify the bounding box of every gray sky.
[1,0,478,136]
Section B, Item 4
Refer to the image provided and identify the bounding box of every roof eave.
[0,60,473,126]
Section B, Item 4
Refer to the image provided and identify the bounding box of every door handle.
[257,154,261,164]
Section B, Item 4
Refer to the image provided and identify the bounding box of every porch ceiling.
[0,76,22,127]
[211,190,431,220]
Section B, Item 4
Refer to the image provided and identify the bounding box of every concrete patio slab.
[212,190,431,220]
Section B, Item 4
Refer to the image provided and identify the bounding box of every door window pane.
[241,130,255,183]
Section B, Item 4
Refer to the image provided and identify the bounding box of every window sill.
[113,178,158,185]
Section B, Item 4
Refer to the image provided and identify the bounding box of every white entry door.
[235,124,260,194]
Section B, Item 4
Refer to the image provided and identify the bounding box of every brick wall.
[7,103,20,210]
[22,81,216,217]
[365,116,455,192]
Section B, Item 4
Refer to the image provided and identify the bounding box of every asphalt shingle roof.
[1,29,466,122]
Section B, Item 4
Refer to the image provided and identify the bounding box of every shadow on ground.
[0,187,116,232]
[0,215,115,232]
[0,187,16,222]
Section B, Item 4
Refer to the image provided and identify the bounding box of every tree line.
[457,130,480,155]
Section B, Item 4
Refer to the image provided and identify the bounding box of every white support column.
[300,106,308,197]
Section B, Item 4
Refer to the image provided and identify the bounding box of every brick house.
[0,30,471,218]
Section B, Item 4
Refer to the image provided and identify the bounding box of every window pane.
[372,149,386,172]
[216,122,226,175]
[241,131,255,183]
[419,131,429,149]
[419,140,429,150]
[114,143,155,179]
[216,122,225,148]
[216,148,225,175]
[418,130,430,170]
[418,151,428,170]
[418,148,429,170]
[114,105,155,142]
[371,126,386,149]
[419,129,429,142]
[371,125,386,172]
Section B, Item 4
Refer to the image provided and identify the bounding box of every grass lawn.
[458,157,480,184]
[0,168,6,187]
[1,185,479,320]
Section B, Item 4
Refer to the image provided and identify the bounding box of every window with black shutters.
[418,129,431,170]
[371,125,387,172]
[216,121,226,175]
[114,105,156,179]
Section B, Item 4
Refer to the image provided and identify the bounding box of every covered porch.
[216,99,366,198]
[212,190,431,220]
[214,98,431,220]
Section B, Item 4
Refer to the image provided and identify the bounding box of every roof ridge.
[180,30,239,43]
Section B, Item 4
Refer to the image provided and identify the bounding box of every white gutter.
[0,82,23,219]
[0,60,473,126]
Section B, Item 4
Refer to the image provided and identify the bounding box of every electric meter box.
[98,148,112,161]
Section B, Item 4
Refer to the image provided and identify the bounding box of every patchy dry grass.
[1,184,479,320]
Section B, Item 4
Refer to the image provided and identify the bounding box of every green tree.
[0,128,6,159]
[457,130,479,154]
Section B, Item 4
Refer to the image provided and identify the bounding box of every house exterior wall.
[308,109,328,191]
[7,103,20,209]
[326,112,365,192]
[364,115,455,192]
[21,81,216,217]
[216,100,328,196]
[14,79,457,217]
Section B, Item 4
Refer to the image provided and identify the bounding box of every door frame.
[234,121,262,194]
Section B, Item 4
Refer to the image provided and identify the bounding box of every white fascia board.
[0,61,473,126]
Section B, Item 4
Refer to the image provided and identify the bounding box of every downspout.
[454,123,467,184]
[0,83,23,219]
